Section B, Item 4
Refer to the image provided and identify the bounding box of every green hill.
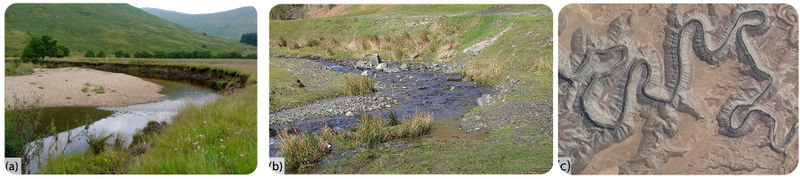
[5,3,256,57]
[141,6,257,40]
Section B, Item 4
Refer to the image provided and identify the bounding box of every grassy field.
[5,4,256,57]
[270,4,553,174]
[142,7,257,40]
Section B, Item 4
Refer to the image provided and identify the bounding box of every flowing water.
[23,78,220,173]
[269,59,491,162]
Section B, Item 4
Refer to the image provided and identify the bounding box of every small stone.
[376,63,387,70]
[361,70,369,76]
[346,111,354,116]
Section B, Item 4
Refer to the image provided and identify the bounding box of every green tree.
[134,51,153,58]
[84,50,95,57]
[240,33,257,46]
[55,45,70,58]
[114,50,125,58]
[96,51,106,58]
[20,35,64,62]
[40,36,58,57]
[20,36,43,62]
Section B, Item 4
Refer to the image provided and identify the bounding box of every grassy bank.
[269,59,374,113]
[41,85,257,174]
[5,62,35,76]
[278,113,433,171]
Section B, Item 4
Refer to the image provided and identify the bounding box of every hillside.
[5,3,256,57]
[142,6,257,40]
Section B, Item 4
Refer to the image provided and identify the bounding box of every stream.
[23,78,220,173]
[269,58,491,164]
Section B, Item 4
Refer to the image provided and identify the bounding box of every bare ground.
[5,67,165,107]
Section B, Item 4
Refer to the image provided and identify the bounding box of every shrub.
[87,133,112,154]
[96,51,106,58]
[133,51,153,58]
[245,53,257,59]
[152,51,166,58]
[114,50,130,58]
[55,45,70,58]
[216,51,243,59]
[84,50,95,58]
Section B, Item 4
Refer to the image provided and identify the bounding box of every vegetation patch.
[279,113,433,171]
[5,62,35,76]
[41,86,257,174]
[269,66,375,113]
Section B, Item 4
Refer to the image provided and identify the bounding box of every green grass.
[141,7,256,40]
[5,4,255,57]
[5,62,35,76]
[127,85,256,173]
[269,67,375,113]
[42,150,132,174]
[277,130,329,170]
[461,15,553,86]
[92,86,105,94]
[40,86,257,174]
[279,113,433,171]
[322,138,551,174]
[339,74,374,96]
[319,116,551,174]
[270,5,551,62]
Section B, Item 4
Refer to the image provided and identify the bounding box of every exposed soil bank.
[38,60,251,91]
[5,67,164,107]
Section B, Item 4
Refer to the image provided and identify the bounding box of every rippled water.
[269,59,490,157]
[24,78,220,173]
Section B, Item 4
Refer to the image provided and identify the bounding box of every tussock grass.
[356,115,384,145]
[356,113,433,145]
[338,74,374,96]
[278,130,329,170]
[464,58,503,86]
[278,112,433,170]
[391,113,433,138]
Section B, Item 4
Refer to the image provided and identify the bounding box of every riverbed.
[269,58,491,162]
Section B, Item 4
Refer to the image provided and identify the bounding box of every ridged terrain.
[559,4,798,174]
